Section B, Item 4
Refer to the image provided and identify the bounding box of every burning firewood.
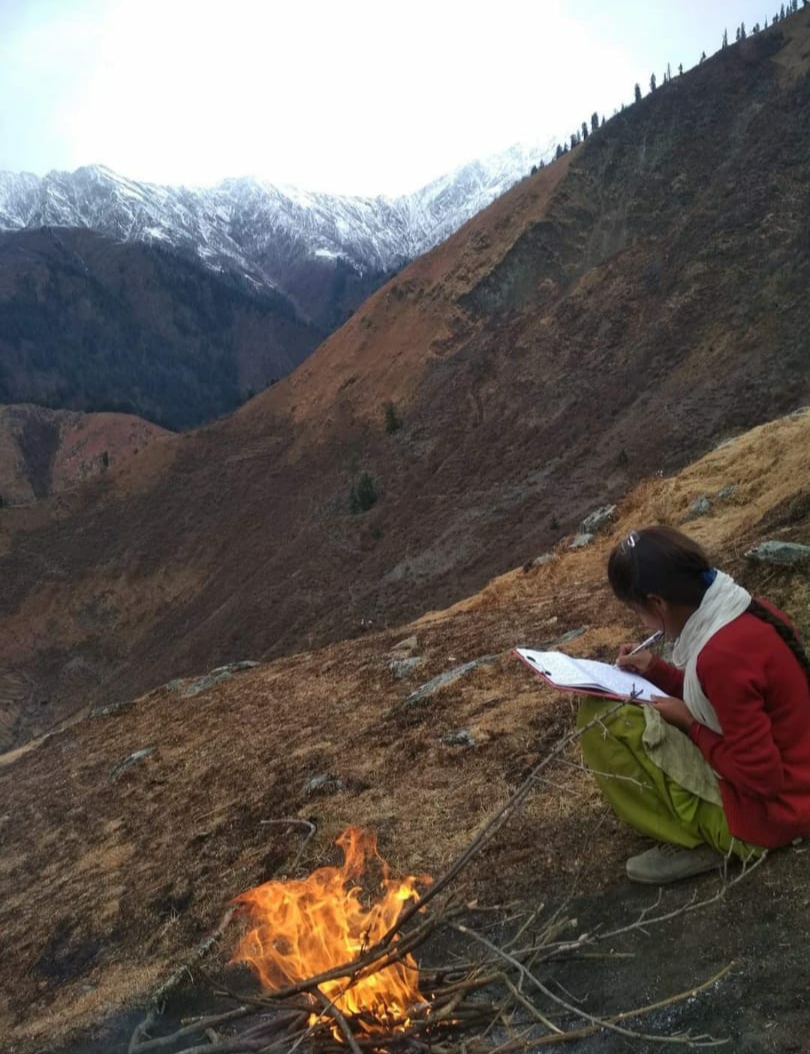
[128,704,759,1053]
[232,826,431,1036]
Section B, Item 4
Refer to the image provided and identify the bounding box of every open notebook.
[514,647,660,702]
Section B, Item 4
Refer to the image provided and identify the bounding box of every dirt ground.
[40,846,810,1054]
[1,412,809,1053]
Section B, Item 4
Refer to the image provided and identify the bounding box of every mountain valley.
[1,11,810,1053]
[1,11,808,749]
[0,226,325,429]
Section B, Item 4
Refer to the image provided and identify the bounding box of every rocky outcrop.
[745,541,810,565]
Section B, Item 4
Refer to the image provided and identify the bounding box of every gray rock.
[403,655,500,707]
[441,728,476,748]
[568,533,594,550]
[90,698,133,718]
[744,541,810,566]
[111,747,155,781]
[687,495,712,519]
[211,661,261,675]
[580,504,617,535]
[716,485,736,500]
[515,627,588,660]
[532,552,556,567]
[178,660,260,698]
[389,656,426,679]
[179,671,231,697]
[391,635,418,653]
[304,773,346,797]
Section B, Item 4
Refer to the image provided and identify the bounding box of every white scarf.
[671,570,751,734]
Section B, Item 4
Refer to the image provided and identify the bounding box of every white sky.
[0,0,781,196]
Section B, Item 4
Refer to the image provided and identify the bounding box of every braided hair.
[746,598,810,687]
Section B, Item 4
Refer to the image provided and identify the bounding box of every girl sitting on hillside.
[578,525,810,884]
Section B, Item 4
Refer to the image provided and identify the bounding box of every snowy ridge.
[0,139,555,298]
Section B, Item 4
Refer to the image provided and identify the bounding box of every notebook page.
[516,649,604,689]
[564,657,660,701]
[516,649,660,701]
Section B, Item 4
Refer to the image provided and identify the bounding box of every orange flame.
[231,827,432,1032]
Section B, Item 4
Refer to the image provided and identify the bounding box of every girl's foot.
[626,842,722,883]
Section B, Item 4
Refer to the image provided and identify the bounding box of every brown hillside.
[1,410,808,1053]
[0,403,170,506]
[1,11,810,747]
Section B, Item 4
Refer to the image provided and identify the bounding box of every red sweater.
[647,603,810,848]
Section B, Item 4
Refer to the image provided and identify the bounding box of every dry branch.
[453,921,729,1048]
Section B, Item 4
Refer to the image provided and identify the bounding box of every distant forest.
[0,234,321,431]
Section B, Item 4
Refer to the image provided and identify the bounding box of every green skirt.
[576,698,762,860]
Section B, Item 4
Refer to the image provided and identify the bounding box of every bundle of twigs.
[129,703,761,1054]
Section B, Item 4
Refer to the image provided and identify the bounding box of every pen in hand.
[627,630,663,656]
[614,630,663,669]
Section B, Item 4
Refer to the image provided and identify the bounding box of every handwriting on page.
[515,649,659,702]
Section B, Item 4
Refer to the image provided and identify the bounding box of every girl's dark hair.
[608,526,810,685]
[747,598,810,687]
[607,526,712,608]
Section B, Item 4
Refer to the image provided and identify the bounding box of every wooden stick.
[314,988,364,1054]
[381,704,625,941]
[501,975,563,1034]
[467,961,736,1051]
[453,922,729,1047]
[257,818,318,874]
[134,1007,254,1052]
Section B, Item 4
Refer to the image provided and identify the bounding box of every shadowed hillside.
[1,10,809,745]
[0,228,324,429]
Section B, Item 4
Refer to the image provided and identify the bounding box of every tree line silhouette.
[534,0,805,171]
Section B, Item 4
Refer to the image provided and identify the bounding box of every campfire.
[128,717,755,1053]
[231,826,431,1034]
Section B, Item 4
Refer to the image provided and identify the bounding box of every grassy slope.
[1,409,808,1052]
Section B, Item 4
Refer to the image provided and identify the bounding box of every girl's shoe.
[626,842,723,884]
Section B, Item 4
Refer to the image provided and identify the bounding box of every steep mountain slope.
[0,404,170,506]
[0,227,323,429]
[0,142,550,330]
[1,410,808,1054]
[1,11,809,746]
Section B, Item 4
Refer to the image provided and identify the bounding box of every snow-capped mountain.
[0,140,553,321]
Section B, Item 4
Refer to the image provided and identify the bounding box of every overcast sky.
[0,0,781,196]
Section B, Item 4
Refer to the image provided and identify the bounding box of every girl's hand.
[649,695,694,733]
[616,644,654,674]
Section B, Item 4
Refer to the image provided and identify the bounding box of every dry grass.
[462,410,810,615]
[773,7,810,83]
[1,410,809,1052]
